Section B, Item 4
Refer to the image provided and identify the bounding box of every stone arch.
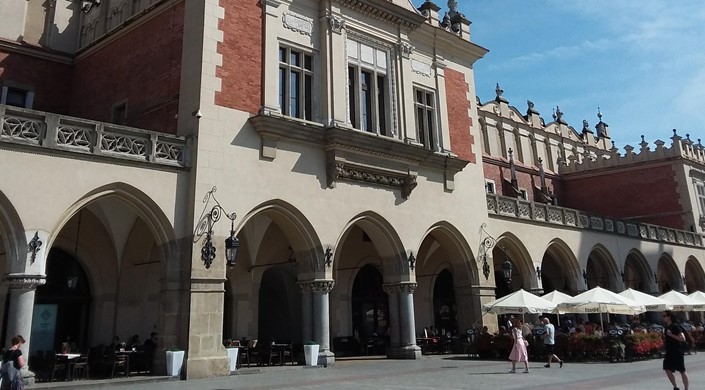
[624,249,654,292]
[224,199,322,341]
[333,211,406,282]
[585,244,619,290]
[414,221,477,336]
[0,190,27,273]
[494,232,533,295]
[657,253,682,293]
[540,238,580,293]
[234,199,324,279]
[685,256,704,293]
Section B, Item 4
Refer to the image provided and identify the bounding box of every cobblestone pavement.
[33,353,705,389]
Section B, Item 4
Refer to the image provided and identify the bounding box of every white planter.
[303,344,319,366]
[226,347,239,372]
[166,350,185,377]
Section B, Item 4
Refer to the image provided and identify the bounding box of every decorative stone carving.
[382,283,417,294]
[397,42,413,58]
[328,15,345,33]
[283,12,314,36]
[6,274,46,290]
[28,232,42,264]
[411,59,432,77]
[298,280,335,293]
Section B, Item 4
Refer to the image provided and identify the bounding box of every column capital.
[382,282,417,294]
[298,279,335,293]
[6,274,46,290]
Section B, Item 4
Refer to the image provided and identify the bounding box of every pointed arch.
[417,221,477,285]
[657,253,682,293]
[494,232,533,292]
[0,190,26,272]
[624,249,654,292]
[540,238,580,293]
[685,255,705,292]
[585,244,619,290]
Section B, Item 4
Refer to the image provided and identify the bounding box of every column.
[308,280,335,366]
[388,282,421,359]
[382,284,400,349]
[5,274,44,383]
[298,283,313,344]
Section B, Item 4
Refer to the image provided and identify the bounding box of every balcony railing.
[0,105,189,168]
[486,193,703,248]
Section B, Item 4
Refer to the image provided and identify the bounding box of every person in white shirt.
[541,317,564,368]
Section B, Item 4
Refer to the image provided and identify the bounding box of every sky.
[439,0,705,149]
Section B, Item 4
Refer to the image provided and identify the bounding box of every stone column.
[382,284,400,349]
[298,283,313,344]
[5,274,45,385]
[398,283,421,358]
[300,280,335,366]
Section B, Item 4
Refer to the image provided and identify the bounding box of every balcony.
[486,193,704,248]
[0,105,189,169]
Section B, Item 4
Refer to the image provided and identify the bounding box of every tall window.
[696,181,705,215]
[1,85,34,109]
[347,39,390,136]
[414,88,437,151]
[279,47,313,120]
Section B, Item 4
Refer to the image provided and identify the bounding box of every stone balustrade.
[0,104,189,168]
[486,193,704,248]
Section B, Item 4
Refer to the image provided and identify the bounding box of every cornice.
[333,0,426,30]
[0,39,72,65]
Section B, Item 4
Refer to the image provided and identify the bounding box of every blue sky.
[444,1,705,149]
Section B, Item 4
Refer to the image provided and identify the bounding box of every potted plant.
[166,347,185,377]
[303,341,319,366]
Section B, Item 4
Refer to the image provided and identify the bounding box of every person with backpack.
[662,310,689,390]
[0,335,25,390]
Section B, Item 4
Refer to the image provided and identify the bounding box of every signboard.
[30,304,57,356]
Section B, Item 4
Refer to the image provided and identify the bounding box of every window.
[279,47,313,120]
[1,85,34,109]
[112,101,127,125]
[414,88,437,151]
[518,189,528,200]
[485,180,495,194]
[696,181,705,215]
[347,40,390,136]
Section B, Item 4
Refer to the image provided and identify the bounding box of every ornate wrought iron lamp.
[501,250,513,285]
[196,187,240,269]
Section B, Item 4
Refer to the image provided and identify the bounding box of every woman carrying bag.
[0,335,26,390]
[508,318,530,373]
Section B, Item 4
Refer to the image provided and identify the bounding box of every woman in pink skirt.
[508,318,530,373]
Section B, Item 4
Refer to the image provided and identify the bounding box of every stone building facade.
[1,0,704,381]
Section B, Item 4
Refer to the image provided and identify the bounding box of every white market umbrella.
[483,289,557,315]
[619,288,673,311]
[558,286,646,315]
[659,290,705,311]
[689,291,705,305]
[541,290,572,323]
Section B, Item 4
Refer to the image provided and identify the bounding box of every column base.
[21,368,35,386]
[317,349,336,367]
[388,345,421,359]
[186,355,229,379]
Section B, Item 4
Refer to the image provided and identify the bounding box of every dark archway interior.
[351,265,388,342]
[31,248,91,355]
[257,266,301,344]
[432,270,456,335]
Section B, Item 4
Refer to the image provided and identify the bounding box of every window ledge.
[250,114,469,198]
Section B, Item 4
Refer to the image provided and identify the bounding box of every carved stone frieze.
[411,59,432,77]
[6,274,46,290]
[283,11,314,36]
[382,283,417,294]
[332,0,425,30]
[298,280,335,293]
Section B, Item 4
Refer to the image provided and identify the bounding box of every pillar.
[5,274,44,384]
[299,280,335,366]
[382,284,400,349]
[385,282,421,359]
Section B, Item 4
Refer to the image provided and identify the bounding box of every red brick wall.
[71,3,184,134]
[216,0,261,114]
[444,68,475,164]
[0,50,72,114]
[559,164,684,229]
[483,159,557,202]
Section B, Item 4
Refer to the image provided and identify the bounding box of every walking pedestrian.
[541,317,563,368]
[662,310,689,390]
[0,334,26,390]
[508,318,529,373]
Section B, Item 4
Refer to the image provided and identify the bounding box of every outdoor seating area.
[224,338,297,367]
[30,344,155,382]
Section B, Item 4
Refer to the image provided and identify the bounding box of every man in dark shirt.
[662,310,689,390]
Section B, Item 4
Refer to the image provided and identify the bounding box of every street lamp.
[198,187,240,269]
[502,255,513,285]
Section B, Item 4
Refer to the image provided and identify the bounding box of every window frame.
[413,86,438,151]
[695,180,705,215]
[1,82,34,109]
[485,179,496,194]
[278,45,314,121]
[346,36,393,137]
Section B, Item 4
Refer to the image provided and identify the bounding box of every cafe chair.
[49,352,69,382]
[72,351,89,380]
[241,339,259,367]
[103,348,129,378]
